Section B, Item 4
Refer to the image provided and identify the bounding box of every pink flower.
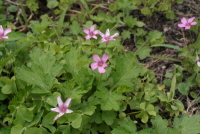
[197,61,200,67]
[0,25,11,40]
[178,17,197,29]
[51,97,73,121]
[90,54,108,73]
[83,25,100,39]
[99,29,119,43]
[194,59,200,67]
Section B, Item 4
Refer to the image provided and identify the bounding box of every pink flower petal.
[57,96,63,107]
[92,54,101,62]
[93,30,100,34]
[64,98,72,107]
[83,28,89,34]
[188,17,195,23]
[4,28,11,35]
[98,67,106,73]
[91,35,97,39]
[90,25,95,32]
[102,63,108,68]
[85,35,91,39]
[185,26,191,29]
[99,32,105,37]
[91,63,98,70]
[190,22,197,25]
[66,109,73,113]
[51,107,60,112]
[0,26,3,34]
[181,17,187,24]
[197,62,200,67]
[105,29,110,37]
[100,38,107,43]
[102,54,108,62]
[178,24,186,28]
[2,36,8,39]
[54,113,65,121]
[111,33,119,38]
[109,38,116,41]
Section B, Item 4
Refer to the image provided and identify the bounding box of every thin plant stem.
[0,120,9,128]
[18,0,28,27]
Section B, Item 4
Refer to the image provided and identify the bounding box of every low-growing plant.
[1,0,200,134]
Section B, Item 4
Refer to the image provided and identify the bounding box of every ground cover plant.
[1,0,200,134]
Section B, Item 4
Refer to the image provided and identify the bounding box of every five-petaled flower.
[83,25,100,39]
[178,17,197,30]
[90,54,108,73]
[0,25,11,41]
[99,29,119,43]
[51,96,73,121]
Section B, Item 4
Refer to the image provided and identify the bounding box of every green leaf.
[14,66,49,93]
[11,126,24,134]
[137,46,151,60]
[138,128,152,134]
[26,111,44,127]
[42,118,56,133]
[1,83,13,94]
[8,5,18,12]
[5,31,26,41]
[150,44,181,51]
[74,68,94,91]
[81,102,96,116]
[15,48,62,93]
[141,112,148,123]
[1,76,16,94]
[44,112,56,125]
[26,0,39,12]
[111,126,130,134]
[24,127,42,134]
[119,119,137,133]
[89,109,103,124]
[29,15,51,35]
[140,7,151,16]
[111,118,136,134]
[0,90,7,100]
[0,44,28,67]
[102,110,117,125]
[29,48,62,77]
[151,115,168,134]
[90,12,106,22]
[95,87,126,111]
[68,113,82,129]
[18,106,34,122]
[177,83,189,95]
[47,0,58,9]
[57,6,68,35]
[140,102,146,109]
[124,16,137,28]
[0,128,10,134]
[136,21,145,27]
[64,47,88,74]
[147,30,163,41]
[46,92,60,107]
[110,53,141,89]
[121,30,131,40]
[70,20,81,36]
[166,10,175,19]
[190,92,196,98]
[169,74,176,100]
[173,114,200,134]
